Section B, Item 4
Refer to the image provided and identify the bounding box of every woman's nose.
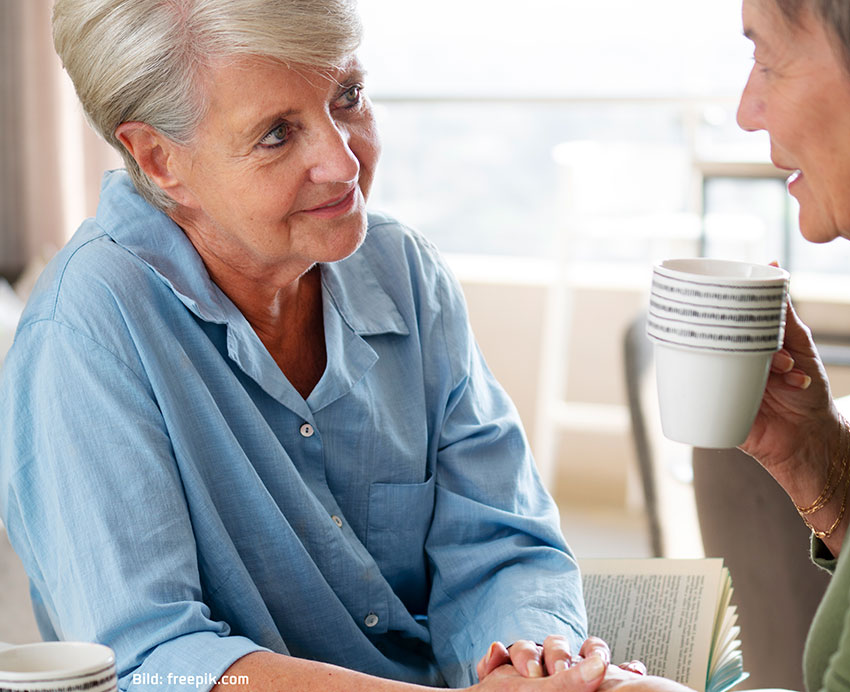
[307,119,360,185]
[736,66,765,132]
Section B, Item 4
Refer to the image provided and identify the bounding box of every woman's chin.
[317,216,369,264]
[797,206,844,244]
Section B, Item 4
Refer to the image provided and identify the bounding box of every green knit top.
[804,531,850,692]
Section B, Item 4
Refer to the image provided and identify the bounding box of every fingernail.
[579,655,606,682]
[527,660,543,678]
[774,352,794,373]
[555,659,568,673]
[786,371,812,389]
[485,642,498,665]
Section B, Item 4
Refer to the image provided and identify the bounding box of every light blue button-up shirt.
[0,170,585,690]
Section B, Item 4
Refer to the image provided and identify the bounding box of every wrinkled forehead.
[188,53,367,145]
[205,52,363,90]
[192,52,364,120]
[742,0,808,48]
[743,0,784,34]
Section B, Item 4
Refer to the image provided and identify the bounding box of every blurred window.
[358,0,840,274]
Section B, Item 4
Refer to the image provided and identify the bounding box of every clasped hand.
[474,636,647,690]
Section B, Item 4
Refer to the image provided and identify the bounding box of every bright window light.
[355,1,847,275]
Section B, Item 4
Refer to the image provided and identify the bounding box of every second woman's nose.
[736,65,766,132]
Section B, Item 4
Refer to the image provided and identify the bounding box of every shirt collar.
[96,169,232,324]
[320,249,409,338]
[95,169,408,337]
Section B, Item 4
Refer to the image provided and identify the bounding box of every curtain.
[0,0,120,282]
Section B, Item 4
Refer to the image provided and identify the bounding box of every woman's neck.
[174,215,328,397]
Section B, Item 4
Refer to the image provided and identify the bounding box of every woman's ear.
[114,122,198,208]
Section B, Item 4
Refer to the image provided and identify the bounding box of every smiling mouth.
[305,188,356,212]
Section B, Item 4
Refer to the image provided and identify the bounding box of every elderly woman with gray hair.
[0,1,625,691]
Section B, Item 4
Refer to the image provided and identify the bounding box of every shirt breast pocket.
[366,472,436,611]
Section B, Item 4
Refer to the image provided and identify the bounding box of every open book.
[579,558,747,692]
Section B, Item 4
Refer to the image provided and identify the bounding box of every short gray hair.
[52,0,363,210]
[773,0,850,73]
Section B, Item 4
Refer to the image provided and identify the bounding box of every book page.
[579,558,725,692]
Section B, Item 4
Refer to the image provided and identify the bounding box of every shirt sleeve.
[812,534,840,572]
[422,260,587,687]
[0,320,265,692]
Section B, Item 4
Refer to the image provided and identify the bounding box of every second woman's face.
[737,0,850,242]
[166,54,380,279]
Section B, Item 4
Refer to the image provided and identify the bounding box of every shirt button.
[331,515,343,528]
[299,423,314,438]
[364,613,379,628]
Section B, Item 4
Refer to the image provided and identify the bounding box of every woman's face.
[738,0,850,242]
[166,54,380,279]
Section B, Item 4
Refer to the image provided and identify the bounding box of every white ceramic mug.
[0,642,117,692]
[648,258,789,448]
[654,343,773,448]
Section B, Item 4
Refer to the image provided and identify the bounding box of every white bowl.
[0,642,116,691]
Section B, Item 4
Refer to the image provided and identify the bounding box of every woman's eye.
[751,55,770,75]
[259,123,290,148]
[337,85,362,108]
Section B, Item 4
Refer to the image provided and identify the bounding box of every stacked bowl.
[646,258,789,448]
[0,642,117,692]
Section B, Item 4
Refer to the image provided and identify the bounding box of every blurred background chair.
[624,311,699,559]
[623,312,664,557]
[692,447,828,691]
